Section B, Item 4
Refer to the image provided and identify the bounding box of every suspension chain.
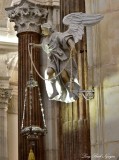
[28,44,72,81]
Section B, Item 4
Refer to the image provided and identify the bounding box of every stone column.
[0,57,12,160]
[59,0,91,159]
[0,87,12,160]
[8,85,18,160]
[5,1,48,160]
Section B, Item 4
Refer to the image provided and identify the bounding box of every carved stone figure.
[31,12,103,103]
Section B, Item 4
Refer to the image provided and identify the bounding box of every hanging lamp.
[21,45,47,159]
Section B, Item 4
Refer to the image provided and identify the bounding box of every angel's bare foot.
[49,90,59,99]
[65,82,80,99]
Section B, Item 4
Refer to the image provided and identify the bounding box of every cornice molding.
[12,0,59,7]
[27,0,59,6]
[0,41,18,50]
[0,27,18,50]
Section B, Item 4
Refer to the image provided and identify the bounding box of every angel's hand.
[29,43,36,48]
[70,46,77,56]
[67,39,77,56]
[29,43,41,48]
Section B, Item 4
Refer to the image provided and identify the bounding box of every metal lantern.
[21,72,47,140]
[21,45,47,159]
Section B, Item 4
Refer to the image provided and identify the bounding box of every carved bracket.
[5,0,48,34]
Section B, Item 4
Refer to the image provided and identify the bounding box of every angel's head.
[41,23,55,36]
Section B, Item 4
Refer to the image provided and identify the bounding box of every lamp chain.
[29,86,32,126]
[21,87,28,129]
[38,87,47,129]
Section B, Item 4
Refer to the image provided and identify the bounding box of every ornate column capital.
[0,88,12,105]
[5,0,48,34]
[0,88,12,99]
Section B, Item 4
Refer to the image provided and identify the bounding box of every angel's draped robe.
[41,31,80,103]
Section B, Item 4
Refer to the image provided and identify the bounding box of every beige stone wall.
[7,51,18,160]
[0,50,18,160]
[85,0,119,159]
[0,23,18,160]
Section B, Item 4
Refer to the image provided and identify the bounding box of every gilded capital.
[5,0,48,34]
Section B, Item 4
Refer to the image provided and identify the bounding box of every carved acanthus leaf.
[0,88,12,99]
[5,0,48,33]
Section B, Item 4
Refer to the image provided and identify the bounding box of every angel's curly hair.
[41,23,55,33]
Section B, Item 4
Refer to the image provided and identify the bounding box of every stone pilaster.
[0,85,12,160]
[0,36,16,160]
[7,85,18,160]
[59,1,91,160]
[5,51,18,160]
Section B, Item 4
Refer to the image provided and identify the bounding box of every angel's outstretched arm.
[29,43,42,48]
[67,38,77,55]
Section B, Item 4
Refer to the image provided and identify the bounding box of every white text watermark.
[80,153,116,159]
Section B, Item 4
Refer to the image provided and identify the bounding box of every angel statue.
[30,12,103,103]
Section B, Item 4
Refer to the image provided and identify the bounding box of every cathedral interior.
[0,0,119,160]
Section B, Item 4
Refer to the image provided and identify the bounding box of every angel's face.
[41,27,50,36]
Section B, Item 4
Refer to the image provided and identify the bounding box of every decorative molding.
[0,88,12,106]
[12,0,60,7]
[28,0,59,6]
[10,84,18,96]
[0,41,18,51]
[7,52,18,69]
[8,95,18,114]
[0,77,10,83]
[8,84,18,114]
[0,27,18,47]
[0,88,12,99]
[5,0,48,34]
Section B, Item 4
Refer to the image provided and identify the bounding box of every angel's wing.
[63,12,103,43]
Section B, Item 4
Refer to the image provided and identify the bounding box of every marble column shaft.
[5,1,48,160]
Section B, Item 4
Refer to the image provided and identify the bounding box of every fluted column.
[0,54,12,160]
[0,85,12,160]
[8,78,18,160]
[6,1,48,160]
[59,0,91,159]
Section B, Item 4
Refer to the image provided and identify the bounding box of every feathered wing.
[63,12,104,43]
